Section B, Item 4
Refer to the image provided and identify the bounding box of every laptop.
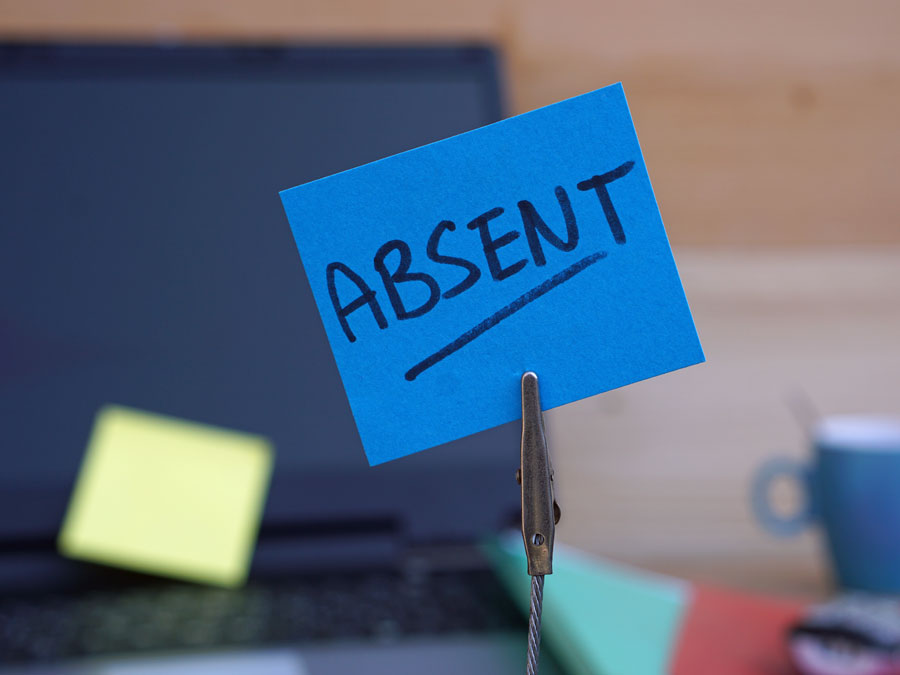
[0,42,563,673]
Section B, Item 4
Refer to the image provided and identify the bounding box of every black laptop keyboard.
[0,569,523,664]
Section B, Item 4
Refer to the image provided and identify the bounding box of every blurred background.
[2,0,899,597]
[1,2,900,673]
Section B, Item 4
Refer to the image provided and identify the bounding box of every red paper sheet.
[671,584,806,675]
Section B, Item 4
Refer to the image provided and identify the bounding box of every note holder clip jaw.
[517,371,560,675]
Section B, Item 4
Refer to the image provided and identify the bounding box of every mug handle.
[751,457,816,536]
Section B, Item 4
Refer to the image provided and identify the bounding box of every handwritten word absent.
[326,160,635,368]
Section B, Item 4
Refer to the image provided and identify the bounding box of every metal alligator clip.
[517,372,560,675]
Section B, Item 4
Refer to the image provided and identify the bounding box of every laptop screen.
[0,44,519,552]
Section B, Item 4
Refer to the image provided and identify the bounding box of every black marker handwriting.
[321,160,636,372]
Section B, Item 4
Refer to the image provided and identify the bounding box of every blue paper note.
[281,83,704,465]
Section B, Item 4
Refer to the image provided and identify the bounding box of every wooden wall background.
[2,0,899,595]
[2,0,899,245]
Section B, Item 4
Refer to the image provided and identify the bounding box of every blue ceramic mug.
[752,415,900,593]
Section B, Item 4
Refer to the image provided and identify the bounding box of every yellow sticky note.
[59,405,273,587]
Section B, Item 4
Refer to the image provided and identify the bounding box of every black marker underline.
[404,251,608,382]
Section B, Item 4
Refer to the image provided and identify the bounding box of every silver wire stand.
[518,372,560,675]
[526,574,545,675]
